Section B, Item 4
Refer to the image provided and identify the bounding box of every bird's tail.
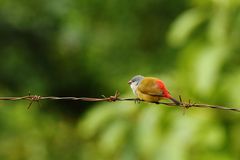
[169,97,181,105]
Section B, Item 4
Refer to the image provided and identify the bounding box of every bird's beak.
[128,80,132,84]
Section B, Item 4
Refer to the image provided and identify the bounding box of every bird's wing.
[137,78,163,96]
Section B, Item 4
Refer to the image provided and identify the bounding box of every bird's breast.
[136,90,162,102]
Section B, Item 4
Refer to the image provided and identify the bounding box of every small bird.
[128,75,180,105]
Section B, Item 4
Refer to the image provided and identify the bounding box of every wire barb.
[27,95,41,109]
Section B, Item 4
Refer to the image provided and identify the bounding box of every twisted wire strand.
[0,91,239,112]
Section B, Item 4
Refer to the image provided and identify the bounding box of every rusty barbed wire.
[0,91,240,112]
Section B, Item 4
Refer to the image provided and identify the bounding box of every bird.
[128,75,180,105]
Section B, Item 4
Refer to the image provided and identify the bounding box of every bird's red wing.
[137,78,163,96]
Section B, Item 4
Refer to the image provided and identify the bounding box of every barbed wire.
[0,91,239,112]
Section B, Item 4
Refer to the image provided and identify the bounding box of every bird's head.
[128,75,144,95]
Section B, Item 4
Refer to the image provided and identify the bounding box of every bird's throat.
[130,82,139,96]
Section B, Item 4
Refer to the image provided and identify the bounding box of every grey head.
[128,75,144,95]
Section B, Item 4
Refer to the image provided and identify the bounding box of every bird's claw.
[134,98,141,104]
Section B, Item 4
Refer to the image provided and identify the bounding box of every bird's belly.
[136,91,162,102]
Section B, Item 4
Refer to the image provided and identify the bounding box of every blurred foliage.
[0,0,240,159]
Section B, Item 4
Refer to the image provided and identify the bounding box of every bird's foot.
[134,98,141,104]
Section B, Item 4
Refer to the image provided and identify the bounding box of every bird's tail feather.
[169,97,181,105]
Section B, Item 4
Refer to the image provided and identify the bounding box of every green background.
[0,0,240,159]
